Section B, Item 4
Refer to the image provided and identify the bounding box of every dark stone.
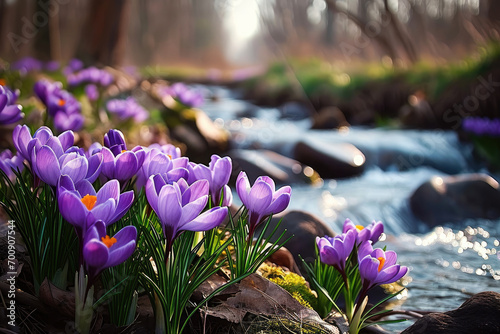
[402,291,500,334]
[229,149,317,186]
[311,106,349,129]
[257,210,336,266]
[170,109,229,163]
[293,139,365,179]
[409,174,500,227]
[279,101,312,121]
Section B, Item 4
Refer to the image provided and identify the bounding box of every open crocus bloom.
[187,155,233,206]
[316,230,356,275]
[236,171,291,237]
[83,220,137,282]
[357,241,408,290]
[145,175,227,253]
[32,147,102,187]
[342,219,384,245]
[0,149,24,181]
[135,147,189,190]
[57,175,134,239]
[13,125,74,163]
[0,85,23,125]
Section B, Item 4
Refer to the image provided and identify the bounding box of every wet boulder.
[409,174,500,227]
[229,149,318,186]
[311,106,349,129]
[170,109,229,163]
[293,139,365,179]
[257,210,336,266]
[402,291,500,334]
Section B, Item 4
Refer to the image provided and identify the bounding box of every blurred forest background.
[1,0,499,69]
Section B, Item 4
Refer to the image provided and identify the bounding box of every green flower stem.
[75,267,94,334]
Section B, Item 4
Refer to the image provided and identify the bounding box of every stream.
[199,85,500,332]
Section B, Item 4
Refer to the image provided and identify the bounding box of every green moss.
[260,264,318,310]
[243,317,330,334]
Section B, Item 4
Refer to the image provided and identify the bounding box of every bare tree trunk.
[76,0,129,66]
[49,0,61,61]
[325,0,399,61]
[324,7,335,45]
[33,1,51,61]
[382,0,418,64]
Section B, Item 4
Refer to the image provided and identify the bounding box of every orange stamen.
[101,235,117,248]
[167,154,172,159]
[121,150,127,153]
[0,79,5,86]
[356,225,364,230]
[81,194,97,210]
[377,257,385,272]
[58,99,66,106]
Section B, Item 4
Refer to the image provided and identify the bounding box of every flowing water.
[200,85,500,332]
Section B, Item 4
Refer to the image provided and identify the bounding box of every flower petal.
[181,206,227,232]
[60,155,88,183]
[35,146,61,186]
[236,171,250,205]
[157,185,182,232]
[109,191,134,224]
[58,191,87,227]
[96,179,120,204]
[83,240,109,269]
[248,181,273,213]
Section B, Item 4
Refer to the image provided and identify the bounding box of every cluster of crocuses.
[316,219,408,334]
[12,126,137,285]
[106,96,149,122]
[34,80,84,132]
[159,82,205,108]
[10,124,292,272]
[462,117,500,137]
[67,66,114,102]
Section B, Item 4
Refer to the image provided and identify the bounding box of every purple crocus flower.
[33,80,83,132]
[0,149,24,181]
[316,230,356,276]
[67,66,113,87]
[57,175,134,240]
[106,97,149,122]
[357,241,408,290]
[103,129,127,155]
[32,146,102,186]
[54,110,84,132]
[145,175,227,254]
[0,85,23,125]
[86,142,103,158]
[135,147,189,190]
[13,125,74,163]
[187,155,233,207]
[45,61,60,72]
[101,129,145,182]
[83,220,136,282]
[0,83,20,104]
[236,171,291,238]
[33,80,61,105]
[462,117,500,137]
[35,80,81,117]
[161,83,204,108]
[85,84,99,102]
[11,57,43,75]
[63,58,84,75]
[342,219,384,245]
[147,143,182,159]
